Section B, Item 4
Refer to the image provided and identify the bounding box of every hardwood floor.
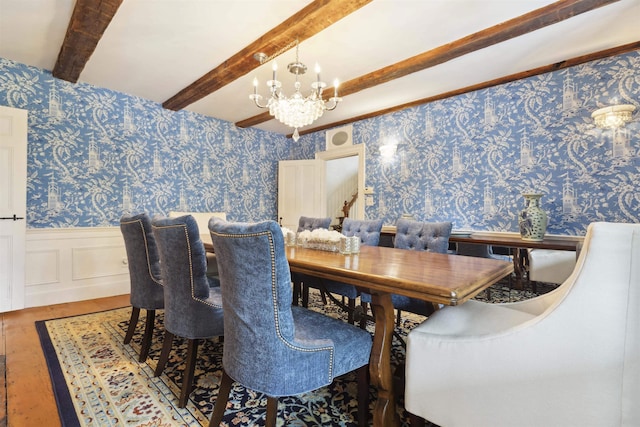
[0,295,130,427]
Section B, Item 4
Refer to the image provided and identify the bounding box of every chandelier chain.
[258,39,299,65]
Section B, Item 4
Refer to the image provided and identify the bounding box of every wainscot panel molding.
[25,227,129,307]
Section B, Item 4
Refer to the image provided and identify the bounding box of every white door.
[0,106,27,312]
[278,159,324,231]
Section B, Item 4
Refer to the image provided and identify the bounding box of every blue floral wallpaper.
[0,58,293,227]
[305,51,640,235]
[1,50,639,235]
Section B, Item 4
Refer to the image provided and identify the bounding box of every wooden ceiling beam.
[162,0,373,111]
[52,0,123,83]
[293,42,640,138]
[236,0,620,129]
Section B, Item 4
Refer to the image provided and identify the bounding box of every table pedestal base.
[369,292,400,427]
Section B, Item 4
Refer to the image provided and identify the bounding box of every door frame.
[315,144,365,221]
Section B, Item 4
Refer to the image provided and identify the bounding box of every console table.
[381,228,583,286]
[447,233,582,251]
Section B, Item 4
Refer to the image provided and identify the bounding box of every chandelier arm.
[324,97,343,111]
[252,99,268,109]
[249,94,268,109]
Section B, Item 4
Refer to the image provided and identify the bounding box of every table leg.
[512,248,528,290]
[369,292,399,427]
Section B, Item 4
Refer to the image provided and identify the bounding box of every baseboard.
[25,280,130,308]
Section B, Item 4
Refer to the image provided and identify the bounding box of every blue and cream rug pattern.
[36,290,425,427]
[36,281,549,427]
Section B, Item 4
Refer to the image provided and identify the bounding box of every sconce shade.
[591,104,635,129]
[379,144,397,158]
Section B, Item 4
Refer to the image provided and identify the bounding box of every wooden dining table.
[284,244,514,427]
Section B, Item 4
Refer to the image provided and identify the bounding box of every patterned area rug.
[36,290,420,427]
[36,282,553,426]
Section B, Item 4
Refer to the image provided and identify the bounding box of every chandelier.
[250,40,342,141]
[591,104,635,129]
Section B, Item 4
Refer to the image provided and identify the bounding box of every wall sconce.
[379,143,397,159]
[591,104,635,129]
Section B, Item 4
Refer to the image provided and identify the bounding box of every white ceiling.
[1,0,639,136]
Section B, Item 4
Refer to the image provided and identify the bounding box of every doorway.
[277,144,365,231]
[316,144,365,228]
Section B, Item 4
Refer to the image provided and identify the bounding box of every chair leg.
[139,309,155,362]
[359,302,369,330]
[179,338,200,408]
[265,396,278,427]
[319,289,328,305]
[347,298,356,324]
[154,330,174,377]
[209,370,233,427]
[430,302,440,315]
[124,306,140,344]
[302,283,309,307]
[356,365,369,427]
[292,281,300,306]
[396,309,402,327]
[409,413,426,427]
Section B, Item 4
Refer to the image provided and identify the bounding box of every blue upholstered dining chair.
[456,242,512,261]
[120,213,164,362]
[361,219,453,324]
[208,218,372,427]
[292,216,332,306]
[151,215,224,408]
[304,218,384,324]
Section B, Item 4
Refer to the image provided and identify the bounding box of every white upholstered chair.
[405,222,639,427]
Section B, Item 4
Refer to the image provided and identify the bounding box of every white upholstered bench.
[527,248,576,286]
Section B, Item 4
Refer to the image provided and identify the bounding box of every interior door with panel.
[278,144,366,232]
[277,159,324,231]
[0,105,28,312]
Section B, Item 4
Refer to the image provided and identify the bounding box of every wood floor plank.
[1,314,5,355]
[1,356,6,427]
[4,295,129,427]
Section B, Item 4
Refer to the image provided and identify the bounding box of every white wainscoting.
[25,227,130,308]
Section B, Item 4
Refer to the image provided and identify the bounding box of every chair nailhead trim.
[153,222,220,308]
[211,229,335,382]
